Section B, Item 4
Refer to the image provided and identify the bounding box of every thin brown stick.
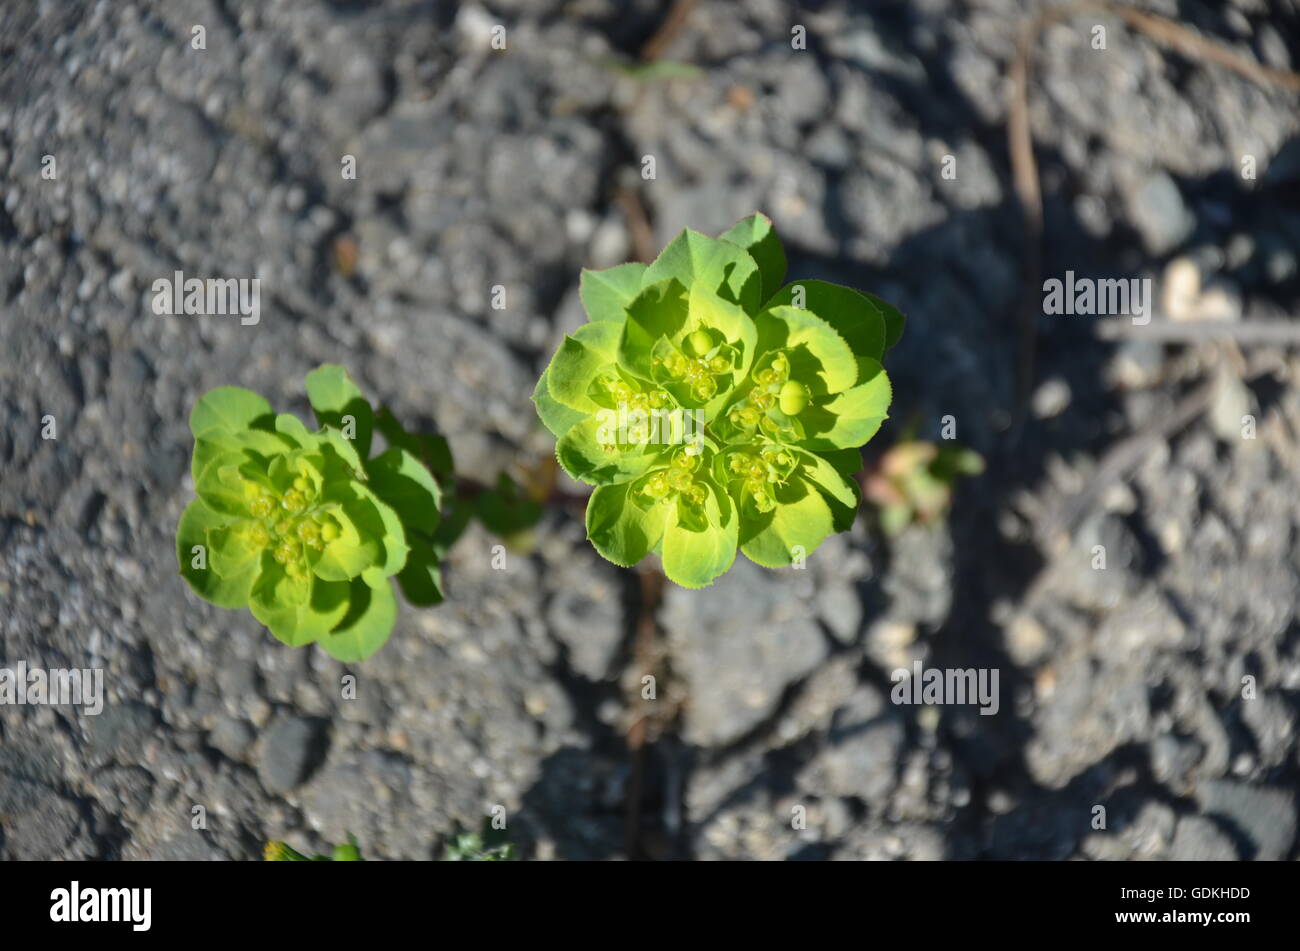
[640,0,698,63]
[1114,7,1300,92]
[624,566,665,859]
[616,187,657,264]
[1006,1,1300,431]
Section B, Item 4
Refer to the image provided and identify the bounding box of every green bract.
[177,365,447,661]
[534,213,904,588]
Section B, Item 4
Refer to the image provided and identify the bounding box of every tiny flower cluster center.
[243,475,339,579]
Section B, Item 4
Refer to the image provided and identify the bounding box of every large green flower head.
[178,366,448,661]
[533,213,903,588]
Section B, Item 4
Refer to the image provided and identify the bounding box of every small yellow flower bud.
[687,329,713,356]
[668,468,693,492]
[778,380,809,416]
[672,450,699,472]
[691,379,717,401]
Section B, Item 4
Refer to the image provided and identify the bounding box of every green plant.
[863,434,984,536]
[177,366,472,662]
[263,825,516,862]
[443,823,516,861]
[533,213,903,587]
[265,836,363,861]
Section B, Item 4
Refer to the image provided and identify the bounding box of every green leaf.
[661,480,738,588]
[586,482,668,567]
[797,450,862,533]
[176,500,257,609]
[208,521,265,579]
[367,447,442,535]
[579,262,648,323]
[348,484,409,576]
[556,413,666,486]
[305,364,374,459]
[607,58,703,81]
[273,412,316,450]
[643,228,762,314]
[319,569,397,662]
[719,212,786,305]
[307,503,380,581]
[755,306,858,396]
[194,451,256,517]
[546,320,624,413]
[189,386,274,440]
[618,278,689,381]
[799,360,892,450]
[430,496,474,561]
[249,554,352,647]
[865,292,906,352]
[766,280,886,374]
[396,535,444,607]
[819,448,865,478]
[374,407,455,481]
[532,367,589,439]
[688,284,759,379]
[475,474,543,537]
[740,479,835,567]
[190,427,292,486]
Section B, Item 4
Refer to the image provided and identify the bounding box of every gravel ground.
[2,0,1299,860]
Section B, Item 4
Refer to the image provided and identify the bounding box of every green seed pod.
[687,329,713,356]
[778,380,809,416]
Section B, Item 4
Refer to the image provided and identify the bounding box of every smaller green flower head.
[178,367,446,661]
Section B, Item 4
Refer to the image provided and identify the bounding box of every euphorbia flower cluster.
[534,213,903,587]
[178,366,446,660]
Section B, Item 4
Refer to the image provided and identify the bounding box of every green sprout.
[265,836,363,861]
[533,213,903,587]
[177,365,448,662]
[863,435,984,536]
[443,823,516,861]
[264,825,516,862]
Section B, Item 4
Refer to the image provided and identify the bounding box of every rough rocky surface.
[2,0,1299,860]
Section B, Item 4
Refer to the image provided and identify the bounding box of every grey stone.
[209,717,256,762]
[1195,781,1297,861]
[802,714,904,802]
[665,558,827,747]
[1128,172,1195,255]
[85,702,157,762]
[1168,815,1239,861]
[258,716,328,795]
